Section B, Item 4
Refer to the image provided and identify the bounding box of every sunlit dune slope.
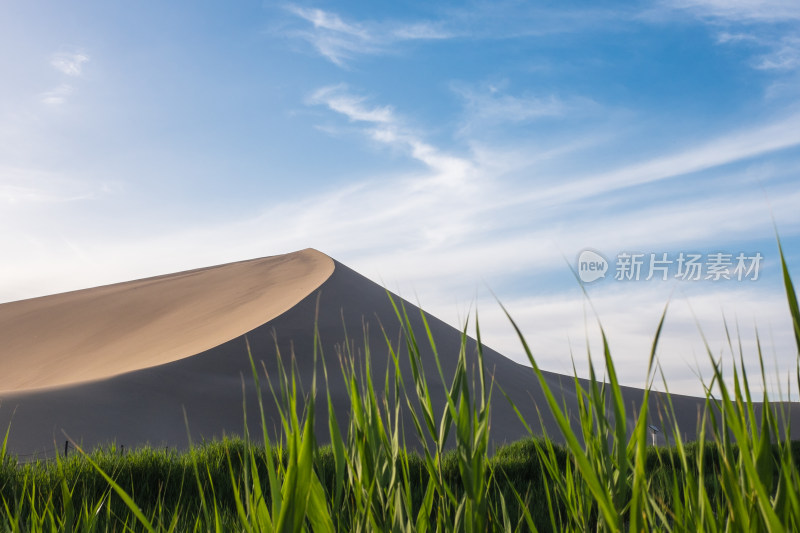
[0,249,333,392]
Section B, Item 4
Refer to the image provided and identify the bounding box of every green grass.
[3,437,800,531]
[1,238,800,531]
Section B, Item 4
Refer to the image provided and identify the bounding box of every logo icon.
[577,249,608,283]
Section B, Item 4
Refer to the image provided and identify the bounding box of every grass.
[7,438,800,531]
[1,238,799,531]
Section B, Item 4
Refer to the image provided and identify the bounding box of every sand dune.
[0,249,333,392]
[0,249,796,459]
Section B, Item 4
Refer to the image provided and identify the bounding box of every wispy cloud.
[664,0,800,75]
[755,35,800,70]
[50,52,89,76]
[392,22,450,40]
[449,81,597,138]
[513,111,800,208]
[284,5,451,66]
[309,84,395,123]
[41,50,90,106]
[452,81,568,125]
[665,0,800,22]
[281,3,640,66]
[715,31,800,71]
[40,83,73,106]
[0,166,96,204]
[252,87,800,293]
[299,87,800,322]
[310,84,473,183]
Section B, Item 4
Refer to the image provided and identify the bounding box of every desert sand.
[0,249,333,392]
[0,249,796,459]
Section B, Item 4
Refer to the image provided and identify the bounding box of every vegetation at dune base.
[2,240,800,532]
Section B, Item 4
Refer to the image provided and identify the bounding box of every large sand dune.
[0,250,796,459]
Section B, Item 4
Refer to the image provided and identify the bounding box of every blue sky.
[2,0,800,396]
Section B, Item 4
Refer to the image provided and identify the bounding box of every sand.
[0,249,333,392]
[0,249,796,459]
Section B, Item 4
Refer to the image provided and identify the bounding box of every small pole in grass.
[121,444,124,455]
[64,440,69,457]
[648,424,660,447]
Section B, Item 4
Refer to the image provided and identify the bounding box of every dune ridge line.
[0,248,334,393]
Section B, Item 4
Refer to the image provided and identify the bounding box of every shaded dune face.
[0,250,796,458]
[0,249,334,393]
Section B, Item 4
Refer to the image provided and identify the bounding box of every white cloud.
[713,32,800,72]
[755,36,800,70]
[665,0,800,22]
[284,5,451,66]
[40,83,73,106]
[0,166,96,205]
[310,84,474,184]
[663,1,800,79]
[309,85,395,123]
[51,52,89,76]
[509,111,800,208]
[392,22,450,40]
[716,32,760,44]
[452,82,568,125]
[293,7,362,35]
[41,51,90,105]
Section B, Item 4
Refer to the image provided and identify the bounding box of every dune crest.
[0,249,334,393]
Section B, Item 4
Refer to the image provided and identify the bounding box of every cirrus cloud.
[50,52,89,76]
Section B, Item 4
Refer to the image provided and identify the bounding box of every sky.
[2,0,800,397]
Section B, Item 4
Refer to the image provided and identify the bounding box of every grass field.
[2,240,800,532]
[3,437,800,531]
